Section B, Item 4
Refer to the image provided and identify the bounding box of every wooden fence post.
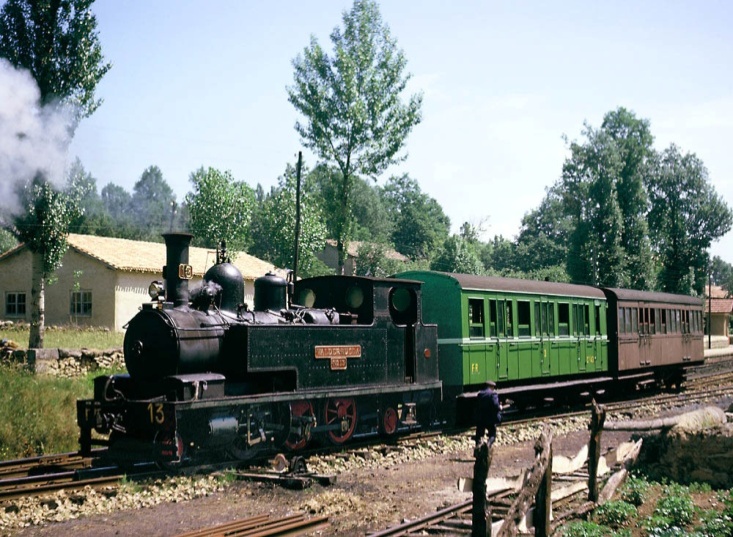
[472,440,493,537]
[588,400,606,502]
[497,425,553,537]
[533,439,552,537]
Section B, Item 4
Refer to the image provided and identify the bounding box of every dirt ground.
[8,428,638,537]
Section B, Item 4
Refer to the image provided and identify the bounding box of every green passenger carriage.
[395,271,610,419]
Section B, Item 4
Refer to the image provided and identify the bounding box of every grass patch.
[0,364,94,459]
[0,325,123,349]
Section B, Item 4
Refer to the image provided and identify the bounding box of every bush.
[559,521,613,537]
[696,510,733,537]
[655,484,696,527]
[621,475,650,506]
[594,501,637,528]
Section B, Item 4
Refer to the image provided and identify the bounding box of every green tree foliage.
[514,186,570,275]
[711,256,733,296]
[380,174,449,260]
[287,0,422,271]
[482,235,516,275]
[13,178,82,347]
[601,108,655,289]
[561,124,627,286]
[0,0,111,128]
[430,235,483,274]
[185,167,255,251]
[647,145,732,294]
[249,164,328,277]
[354,242,407,277]
[100,182,138,238]
[130,165,176,241]
[0,228,18,254]
[65,158,116,236]
[310,164,393,243]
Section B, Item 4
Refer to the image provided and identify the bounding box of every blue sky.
[65,1,733,263]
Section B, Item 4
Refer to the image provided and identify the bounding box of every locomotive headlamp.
[148,280,164,301]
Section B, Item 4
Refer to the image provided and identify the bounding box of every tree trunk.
[29,251,45,349]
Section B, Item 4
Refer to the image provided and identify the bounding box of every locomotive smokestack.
[162,232,194,307]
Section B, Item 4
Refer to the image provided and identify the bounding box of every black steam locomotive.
[77,233,442,464]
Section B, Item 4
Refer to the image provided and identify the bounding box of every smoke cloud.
[0,58,75,218]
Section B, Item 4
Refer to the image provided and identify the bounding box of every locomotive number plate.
[178,263,193,279]
[315,345,361,371]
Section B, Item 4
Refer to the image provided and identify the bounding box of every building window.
[70,290,93,317]
[5,292,26,316]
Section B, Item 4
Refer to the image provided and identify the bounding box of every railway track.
[0,451,98,480]
[173,513,330,537]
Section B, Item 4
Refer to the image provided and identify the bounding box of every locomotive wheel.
[379,406,399,436]
[285,400,315,451]
[324,398,357,444]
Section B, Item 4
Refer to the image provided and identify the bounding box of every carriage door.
[496,299,510,380]
[537,299,552,376]
[574,303,589,372]
[593,302,605,371]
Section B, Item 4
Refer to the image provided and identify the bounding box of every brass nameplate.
[315,345,361,371]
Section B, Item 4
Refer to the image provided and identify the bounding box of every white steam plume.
[0,58,75,219]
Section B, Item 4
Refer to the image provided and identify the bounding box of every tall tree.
[514,186,570,275]
[381,174,450,260]
[0,0,109,348]
[287,0,422,272]
[430,235,483,275]
[601,108,655,288]
[13,178,82,347]
[561,123,627,286]
[0,0,110,129]
[66,158,115,236]
[185,167,254,251]
[249,164,328,276]
[710,256,733,297]
[130,165,176,241]
[647,145,732,294]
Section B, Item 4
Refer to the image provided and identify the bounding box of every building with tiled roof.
[317,239,409,275]
[0,234,285,332]
[705,296,733,339]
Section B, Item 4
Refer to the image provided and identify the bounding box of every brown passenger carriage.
[602,288,704,389]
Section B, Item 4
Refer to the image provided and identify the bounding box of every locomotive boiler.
[77,233,442,464]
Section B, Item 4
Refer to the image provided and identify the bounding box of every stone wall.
[5,347,124,378]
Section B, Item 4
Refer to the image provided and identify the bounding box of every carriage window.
[595,305,602,335]
[631,308,638,333]
[534,303,541,337]
[558,303,569,336]
[618,307,625,334]
[654,308,660,334]
[497,300,506,337]
[661,309,667,333]
[517,301,530,337]
[505,302,513,337]
[547,302,554,336]
[468,298,484,338]
[488,299,497,337]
